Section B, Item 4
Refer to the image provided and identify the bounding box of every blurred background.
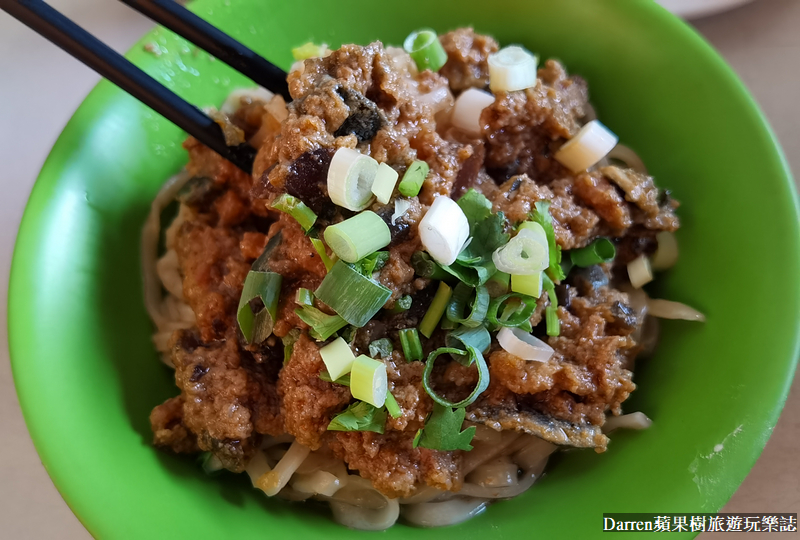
[0,1,797,538]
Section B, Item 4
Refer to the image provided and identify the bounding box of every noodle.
[647,298,706,322]
[155,250,184,299]
[607,143,648,174]
[141,170,195,360]
[401,498,489,527]
[459,471,538,499]
[603,412,653,433]
[467,456,518,488]
[329,497,401,531]
[291,470,342,497]
[462,429,524,475]
[255,440,310,496]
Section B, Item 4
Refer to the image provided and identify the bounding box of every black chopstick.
[117,0,290,102]
[0,0,257,173]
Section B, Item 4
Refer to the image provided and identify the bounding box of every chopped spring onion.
[271,193,317,232]
[350,355,388,408]
[488,45,538,93]
[327,401,387,433]
[411,251,451,281]
[445,283,489,328]
[237,271,282,344]
[517,221,549,248]
[451,88,495,136]
[295,287,314,306]
[291,42,328,61]
[532,200,565,282]
[651,231,679,271]
[282,329,300,364]
[510,273,543,299]
[295,305,349,341]
[403,29,447,73]
[315,260,392,327]
[486,271,510,297]
[352,250,389,277]
[392,198,412,225]
[319,337,357,381]
[560,257,574,279]
[310,237,335,271]
[500,296,522,321]
[542,274,560,336]
[419,281,453,338]
[570,238,616,267]
[496,326,554,362]
[422,346,489,408]
[323,211,391,263]
[492,228,549,275]
[371,163,400,204]
[385,391,402,419]
[440,317,457,331]
[554,120,619,173]
[398,160,430,197]
[647,299,706,322]
[319,371,351,385]
[389,295,413,314]
[369,338,394,359]
[199,452,223,476]
[419,196,470,266]
[486,293,537,328]
[446,325,491,365]
[627,255,653,289]
[327,148,379,211]
[399,328,424,362]
[545,306,560,337]
[340,325,357,344]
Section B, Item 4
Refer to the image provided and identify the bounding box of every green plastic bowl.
[8,0,800,538]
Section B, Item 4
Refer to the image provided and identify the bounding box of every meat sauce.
[150,29,679,498]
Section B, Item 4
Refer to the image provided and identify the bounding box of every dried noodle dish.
[142,28,704,529]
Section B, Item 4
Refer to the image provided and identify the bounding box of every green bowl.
[8,0,800,538]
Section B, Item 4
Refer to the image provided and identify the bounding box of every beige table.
[0,1,797,538]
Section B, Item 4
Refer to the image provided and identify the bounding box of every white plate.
[657,0,755,19]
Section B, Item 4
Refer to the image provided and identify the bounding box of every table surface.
[0,1,797,538]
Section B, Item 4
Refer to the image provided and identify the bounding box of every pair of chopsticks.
[0,0,291,174]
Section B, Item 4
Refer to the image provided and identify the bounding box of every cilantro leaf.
[532,200,566,282]
[439,261,491,287]
[457,189,493,231]
[327,401,387,433]
[414,403,476,451]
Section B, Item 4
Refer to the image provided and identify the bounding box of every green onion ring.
[486,293,537,328]
[422,346,489,408]
[445,283,489,328]
[445,326,491,366]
